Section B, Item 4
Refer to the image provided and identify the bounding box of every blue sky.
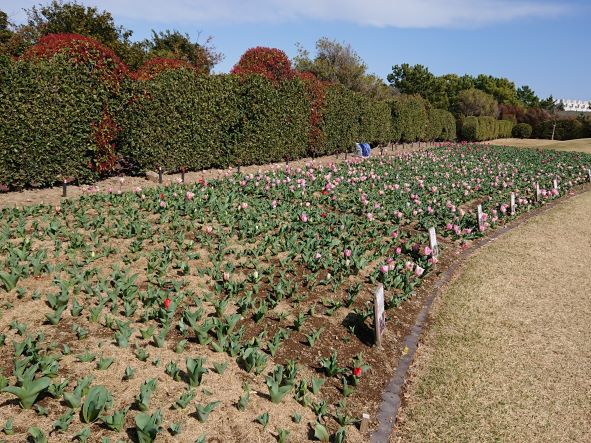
[4,0,590,99]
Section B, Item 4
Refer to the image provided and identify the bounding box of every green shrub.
[536,119,584,140]
[426,108,456,141]
[358,96,391,145]
[0,55,125,189]
[496,119,514,138]
[321,84,359,155]
[439,110,457,141]
[121,70,240,172]
[460,116,478,141]
[390,95,428,142]
[121,72,310,170]
[477,116,496,141]
[231,75,310,164]
[512,122,532,139]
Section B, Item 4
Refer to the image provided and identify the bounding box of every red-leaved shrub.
[22,33,128,87]
[231,47,293,83]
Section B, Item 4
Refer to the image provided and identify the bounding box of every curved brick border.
[370,186,590,443]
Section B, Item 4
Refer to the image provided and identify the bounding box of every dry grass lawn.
[393,190,591,442]
[488,137,591,154]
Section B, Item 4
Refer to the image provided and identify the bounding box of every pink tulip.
[300,213,308,223]
[424,246,432,256]
[344,249,352,258]
[379,265,389,274]
[415,266,425,277]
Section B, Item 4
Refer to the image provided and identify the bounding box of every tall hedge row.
[0,36,461,189]
[459,116,515,141]
[0,55,125,188]
[390,95,428,142]
[121,70,241,172]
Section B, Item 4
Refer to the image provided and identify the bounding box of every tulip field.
[0,144,590,442]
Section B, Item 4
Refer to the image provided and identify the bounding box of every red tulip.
[353,367,362,377]
[163,298,172,309]
[321,212,327,218]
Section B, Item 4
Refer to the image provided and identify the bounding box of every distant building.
[557,99,591,112]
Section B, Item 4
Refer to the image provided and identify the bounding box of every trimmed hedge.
[231,75,310,164]
[122,72,311,170]
[0,54,125,188]
[390,95,428,142]
[357,95,392,145]
[318,84,359,156]
[496,119,514,138]
[0,36,462,189]
[459,116,514,141]
[512,123,533,138]
[427,108,457,141]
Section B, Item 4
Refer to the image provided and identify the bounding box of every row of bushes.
[459,116,515,141]
[0,34,506,189]
[534,118,591,141]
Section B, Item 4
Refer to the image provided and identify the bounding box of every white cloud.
[4,0,568,27]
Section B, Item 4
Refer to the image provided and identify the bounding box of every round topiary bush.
[512,122,533,139]
[231,47,293,83]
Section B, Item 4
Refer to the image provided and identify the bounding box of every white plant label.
[510,192,516,215]
[477,204,484,230]
[535,182,540,201]
[374,284,386,347]
[553,178,559,190]
[588,169,591,182]
[428,227,439,258]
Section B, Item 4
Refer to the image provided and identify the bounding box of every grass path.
[393,190,591,442]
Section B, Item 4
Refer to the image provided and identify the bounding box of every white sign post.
[510,192,516,215]
[477,204,484,230]
[588,169,591,182]
[374,284,385,348]
[553,178,559,190]
[535,182,541,202]
[428,227,439,259]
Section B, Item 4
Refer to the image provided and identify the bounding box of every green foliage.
[121,71,240,172]
[321,84,360,155]
[460,116,513,141]
[121,72,309,171]
[513,122,533,138]
[537,119,584,140]
[0,54,125,189]
[390,95,428,142]
[81,385,110,423]
[357,97,392,144]
[194,401,220,423]
[135,410,162,443]
[496,119,514,138]
[427,108,457,141]
[457,88,498,117]
[1,365,51,409]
